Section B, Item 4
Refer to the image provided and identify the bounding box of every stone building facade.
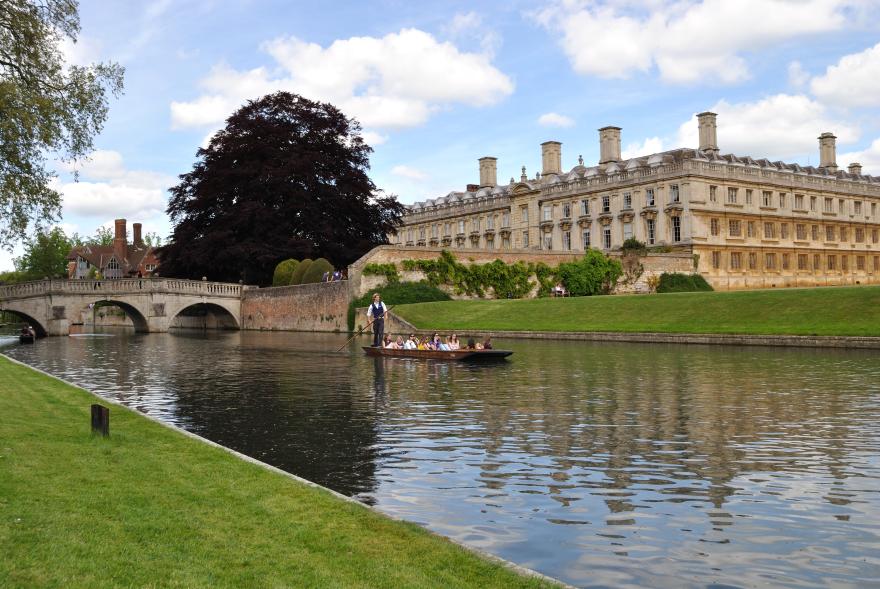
[394,113,880,290]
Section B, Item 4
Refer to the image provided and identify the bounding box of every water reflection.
[4,331,880,588]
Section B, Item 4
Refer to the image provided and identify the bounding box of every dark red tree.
[157,92,404,285]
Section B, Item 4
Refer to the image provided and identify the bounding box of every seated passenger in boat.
[383,334,396,349]
[438,336,451,351]
[404,335,417,349]
[466,337,476,350]
[417,337,428,350]
[395,335,405,348]
[482,337,493,350]
[448,334,460,350]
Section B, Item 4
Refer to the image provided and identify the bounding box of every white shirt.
[366,301,387,319]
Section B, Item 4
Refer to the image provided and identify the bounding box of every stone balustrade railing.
[0,278,244,300]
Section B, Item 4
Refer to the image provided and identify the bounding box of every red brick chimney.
[113,218,127,264]
[133,222,143,247]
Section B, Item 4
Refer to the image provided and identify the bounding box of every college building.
[393,113,880,289]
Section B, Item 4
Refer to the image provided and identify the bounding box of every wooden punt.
[19,333,35,344]
[363,346,512,361]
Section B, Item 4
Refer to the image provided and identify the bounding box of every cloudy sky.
[4,0,880,270]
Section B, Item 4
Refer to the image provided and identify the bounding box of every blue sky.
[4,0,880,270]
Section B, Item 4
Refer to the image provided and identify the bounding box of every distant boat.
[19,333,35,344]
[362,346,512,361]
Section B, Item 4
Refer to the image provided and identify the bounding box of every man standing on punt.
[366,293,388,347]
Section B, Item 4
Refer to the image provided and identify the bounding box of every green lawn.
[0,356,556,589]
[394,286,880,337]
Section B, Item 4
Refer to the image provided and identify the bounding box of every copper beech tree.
[158,92,404,285]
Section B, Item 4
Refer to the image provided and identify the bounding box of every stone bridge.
[0,278,246,336]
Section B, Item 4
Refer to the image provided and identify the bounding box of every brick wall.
[241,280,350,332]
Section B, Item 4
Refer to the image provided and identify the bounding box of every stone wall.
[241,280,350,332]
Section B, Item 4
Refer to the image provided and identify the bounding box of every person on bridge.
[366,293,388,347]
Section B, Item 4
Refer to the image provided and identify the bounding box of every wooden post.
[90,404,109,437]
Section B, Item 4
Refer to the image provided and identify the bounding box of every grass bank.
[0,356,556,589]
[394,286,880,337]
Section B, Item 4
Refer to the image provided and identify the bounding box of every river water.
[3,330,880,588]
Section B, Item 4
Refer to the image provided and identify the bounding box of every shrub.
[656,273,714,293]
[289,259,313,285]
[272,259,299,286]
[348,281,451,331]
[363,262,400,284]
[557,249,624,296]
[402,250,535,298]
[301,258,334,284]
[621,238,646,252]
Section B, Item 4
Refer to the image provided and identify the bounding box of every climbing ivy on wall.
[362,263,400,284]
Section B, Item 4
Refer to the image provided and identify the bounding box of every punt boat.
[19,333,36,344]
[363,346,512,361]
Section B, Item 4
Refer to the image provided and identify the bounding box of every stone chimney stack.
[478,157,497,188]
[133,222,143,247]
[697,111,718,154]
[541,141,562,175]
[598,126,621,164]
[819,132,838,172]
[848,162,862,176]
[113,218,127,264]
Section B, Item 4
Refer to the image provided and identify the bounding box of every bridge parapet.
[0,278,244,301]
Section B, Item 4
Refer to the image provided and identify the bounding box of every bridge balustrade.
[0,278,243,300]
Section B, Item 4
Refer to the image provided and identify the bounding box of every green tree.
[272,259,299,286]
[143,232,162,247]
[14,226,73,279]
[302,258,334,284]
[88,225,114,245]
[557,249,623,296]
[0,0,124,248]
[289,259,313,285]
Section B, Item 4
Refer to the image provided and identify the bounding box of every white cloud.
[391,165,429,181]
[622,136,664,159]
[537,0,850,84]
[538,112,575,127]
[447,11,483,35]
[59,35,103,66]
[811,42,880,107]
[840,138,880,175]
[788,61,809,88]
[170,28,513,138]
[56,150,173,220]
[360,131,388,146]
[675,94,859,159]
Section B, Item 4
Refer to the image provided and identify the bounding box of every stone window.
[502,236,510,249]
[855,228,864,243]
[603,227,612,249]
[873,203,878,217]
[747,221,756,238]
[544,235,553,250]
[764,222,776,239]
[727,187,738,204]
[711,251,721,269]
[838,199,845,214]
[780,223,789,239]
[762,191,772,207]
[487,216,495,230]
[563,231,571,251]
[562,203,571,218]
[580,199,589,216]
[730,252,742,269]
[796,224,807,240]
[709,185,717,202]
[842,255,849,272]
[522,230,529,248]
[824,197,834,213]
[445,222,451,236]
[875,256,880,271]
[602,195,610,213]
[811,225,819,241]
[779,193,787,208]
[728,219,741,236]
[623,222,633,241]
[828,255,837,270]
[710,218,720,236]
[582,229,591,249]
[798,254,808,270]
[765,253,777,269]
[855,201,862,215]
[745,189,753,204]
[814,254,821,271]
[748,252,758,270]
[646,219,655,244]
[857,256,866,271]
[840,227,848,242]
[623,192,632,209]
[810,195,817,211]
[672,217,681,242]
[782,253,790,270]
[825,225,835,241]
[521,206,529,223]
[501,213,510,228]
[431,225,438,238]
[670,184,680,203]
[646,189,655,206]
[407,229,413,242]
[873,229,879,243]
[794,194,804,209]
[543,205,552,221]
[458,220,465,234]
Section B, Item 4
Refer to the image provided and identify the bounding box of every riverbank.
[394,285,880,338]
[0,355,559,588]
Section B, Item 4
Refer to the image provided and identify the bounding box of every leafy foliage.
[272,259,299,286]
[556,249,624,296]
[402,250,534,298]
[156,91,405,285]
[302,257,334,284]
[289,259,312,285]
[656,273,714,293]
[13,227,72,279]
[348,281,451,331]
[362,262,400,284]
[621,238,647,252]
[0,0,124,248]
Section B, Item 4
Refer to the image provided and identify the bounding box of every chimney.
[697,111,718,154]
[478,157,497,188]
[113,218,127,265]
[541,141,562,175]
[819,132,837,172]
[466,183,479,192]
[598,126,621,164]
[848,162,862,176]
[133,222,143,247]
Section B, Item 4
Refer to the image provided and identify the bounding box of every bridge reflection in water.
[0,278,244,336]
[3,331,879,589]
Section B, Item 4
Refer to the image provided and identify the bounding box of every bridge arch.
[87,299,150,333]
[170,302,239,330]
[0,307,48,337]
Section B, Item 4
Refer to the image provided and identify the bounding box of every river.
[3,330,879,588]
